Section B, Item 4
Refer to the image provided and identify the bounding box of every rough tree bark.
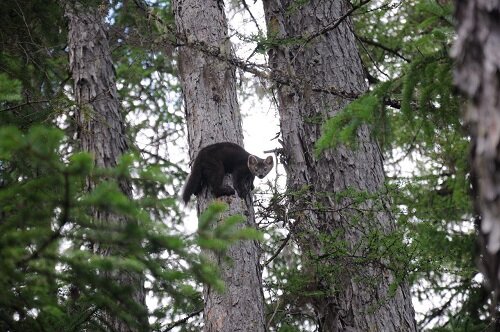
[263,0,417,330]
[172,0,265,331]
[64,2,145,331]
[452,0,500,324]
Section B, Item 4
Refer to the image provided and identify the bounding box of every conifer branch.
[0,99,50,113]
[18,171,71,266]
[356,35,410,62]
[163,308,203,331]
[384,98,401,109]
[355,33,390,80]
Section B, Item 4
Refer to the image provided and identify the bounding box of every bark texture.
[452,0,500,316]
[263,0,416,330]
[65,2,145,331]
[172,0,265,331]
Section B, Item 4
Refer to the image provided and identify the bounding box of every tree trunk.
[263,0,417,330]
[453,0,500,324]
[172,0,266,331]
[64,2,145,331]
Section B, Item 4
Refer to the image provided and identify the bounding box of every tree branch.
[0,99,50,113]
[163,308,203,331]
[18,171,71,266]
[356,35,410,63]
[133,0,361,100]
[264,231,292,267]
[240,0,262,35]
[302,0,372,45]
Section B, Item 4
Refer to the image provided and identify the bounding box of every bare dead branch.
[356,35,410,63]
[163,308,203,332]
[133,0,361,100]
[302,0,372,45]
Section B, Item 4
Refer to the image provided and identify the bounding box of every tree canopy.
[0,0,490,331]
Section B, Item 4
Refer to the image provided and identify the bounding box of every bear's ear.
[248,155,258,166]
[265,156,274,166]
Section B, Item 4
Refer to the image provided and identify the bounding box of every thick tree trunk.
[263,0,416,330]
[65,2,145,331]
[453,0,500,323]
[172,1,265,331]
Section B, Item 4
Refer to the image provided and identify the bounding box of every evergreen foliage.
[0,1,260,330]
[0,123,259,330]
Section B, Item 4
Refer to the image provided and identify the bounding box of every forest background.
[0,0,490,331]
